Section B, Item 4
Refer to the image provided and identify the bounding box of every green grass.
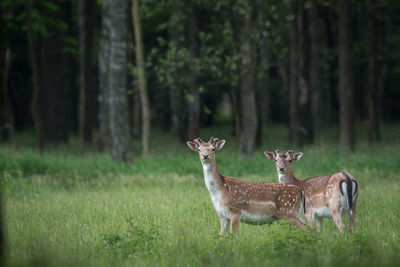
[1,123,400,266]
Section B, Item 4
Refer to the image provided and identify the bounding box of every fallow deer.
[264,150,359,233]
[187,137,307,235]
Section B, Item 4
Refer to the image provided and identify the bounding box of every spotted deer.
[187,137,307,235]
[264,150,359,233]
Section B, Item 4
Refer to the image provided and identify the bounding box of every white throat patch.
[202,163,228,218]
[278,173,286,183]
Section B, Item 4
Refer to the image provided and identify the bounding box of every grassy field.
[1,123,400,266]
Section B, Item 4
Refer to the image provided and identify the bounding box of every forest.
[0,0,399,158]
[0,0,400,266]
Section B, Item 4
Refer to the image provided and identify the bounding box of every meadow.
[1,123,400,266]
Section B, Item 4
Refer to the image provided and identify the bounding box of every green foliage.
[97,218,160,258]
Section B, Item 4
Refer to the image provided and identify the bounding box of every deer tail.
[340,172,353,211]
[300,190,306,215]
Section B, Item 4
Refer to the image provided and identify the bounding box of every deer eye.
[212,148,216,152]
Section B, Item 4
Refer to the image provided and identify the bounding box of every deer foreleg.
[229,213,241,234]
[219,216,230,235]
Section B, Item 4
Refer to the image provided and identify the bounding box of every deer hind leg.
[305,211,314,228]
[229,213,241,234]
[219,216,230,235]
[312,214,324,232]
[330,206,345,233]
[279,214,309,230]
[349,194,359,233]
[314,218,323,232]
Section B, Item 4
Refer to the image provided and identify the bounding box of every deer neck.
[280,167,300,186]
[202,158,224,195]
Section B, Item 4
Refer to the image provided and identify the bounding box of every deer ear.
[264,151,276,161]
[187,141,199,152]
[292,152,303,161]
[215,140,226,151]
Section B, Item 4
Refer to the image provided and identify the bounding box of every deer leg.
[330,207,345,233]
[229,213,241,234]
[312,213,324,232]
[349,195,359,233]
[219,216,230,235]
[305,211,314,228]
[279,214,309,230]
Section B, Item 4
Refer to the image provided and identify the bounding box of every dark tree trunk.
[78,0,97,145]
[25,0,43,151]
[230,85,241,136]
[255,1,269,148]
[169,0,187,142]
[239,2,257,156]
[339,0,355,150]
[289,0,299,146]
[133,87,141,137]
[228,3,242,137]
[132,0,151,156]
[187,0,200,141]
[108,0,132,162]
[297,0,313,145]
[309,0,324,133]
[289,0,313,147]
[366,0,384,144]
[98,0,111,151]
[39,1,73,144]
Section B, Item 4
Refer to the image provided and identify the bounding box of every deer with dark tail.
[264,150,359,233]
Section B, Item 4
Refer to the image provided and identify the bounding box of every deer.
[264,149,359,233]
[186,137,307,235]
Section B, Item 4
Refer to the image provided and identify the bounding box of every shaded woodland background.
[0,0,399,161]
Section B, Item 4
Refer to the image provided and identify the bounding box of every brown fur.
[265,150,360,233]
[187,138,306,234]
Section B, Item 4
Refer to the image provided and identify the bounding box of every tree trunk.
[78,0,97,145]
[366,0,381,144]
[254,1,269,148]
[289,0,313,147]
[239,2,257,156]
[25,0,43,152]
[107,0,132,162]
[187,0,200,141]
[98,0,111,152]
[297,0,313,145]
[39,1,72,144]
[289,0,299,146]
[169,0,187,142]
[132,0,150,156]
[339,0,355,150]
[230,85,241,136]
[309,0,324,133]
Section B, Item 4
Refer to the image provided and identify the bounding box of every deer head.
[187,137,226,163]
[264,149,303,174]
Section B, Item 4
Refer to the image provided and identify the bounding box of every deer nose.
[279,167,285,172]
[203,154,210,159]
